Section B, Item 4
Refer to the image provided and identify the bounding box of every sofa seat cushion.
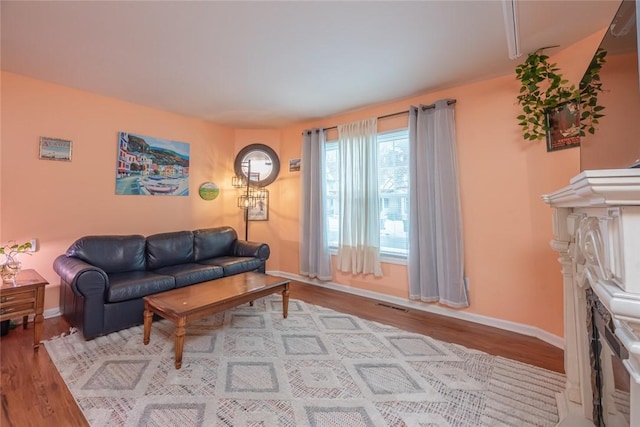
[153,263,224,288]
[198,256,263,276]
[107,271,175,303]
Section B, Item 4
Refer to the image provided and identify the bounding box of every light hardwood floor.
[1,281,565,427]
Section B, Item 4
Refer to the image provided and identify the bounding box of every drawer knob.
[0,307,14,315]
[0,296,15,303]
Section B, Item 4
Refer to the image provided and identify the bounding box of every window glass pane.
[325,142,339,247]
[378,130,409,255]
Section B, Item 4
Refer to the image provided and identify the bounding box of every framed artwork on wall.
[289,158,301,172]
[39,137,72,161]
[115,132,190,196]
[248,192,268,221]
[546,100,581,152]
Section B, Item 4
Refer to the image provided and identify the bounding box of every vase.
[1,258,21,283]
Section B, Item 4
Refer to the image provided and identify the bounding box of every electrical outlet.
[28,239,37,252]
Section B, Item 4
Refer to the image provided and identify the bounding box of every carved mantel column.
[543,169,640,427]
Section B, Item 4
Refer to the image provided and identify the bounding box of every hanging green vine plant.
[578,48,607,136]
[515,47,607,141]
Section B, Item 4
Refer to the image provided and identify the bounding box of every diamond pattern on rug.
[329,332,395,358]
[44,296,567,426]
[225,361,279,392]
[304,406,376,427]
[137,402,205,427]
[230,313,266,329]
[217,398,297,426]
[353,362,423,395]
[82,360,150,391]
[285,359,363,400]
[281,334,329,356]
[145,356,218,396]
[385,334,456,360]
[399,412,453,427]
[183,332,217,353]
[271,312,317,331]
[317,315,362,330]
[223,331,277,358]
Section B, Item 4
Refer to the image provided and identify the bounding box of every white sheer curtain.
[408,100,468,307]
[336,118,382,277]
[299,129,332,280]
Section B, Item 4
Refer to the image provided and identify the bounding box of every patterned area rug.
[45,296,568,426]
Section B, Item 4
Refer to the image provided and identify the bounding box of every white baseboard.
[268,270,564,350]
[44,307,61,319]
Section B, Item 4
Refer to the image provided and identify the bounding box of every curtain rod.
[308,99,456,133]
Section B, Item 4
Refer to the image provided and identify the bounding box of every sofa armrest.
[53,255,109,297]
[233,240,270,260]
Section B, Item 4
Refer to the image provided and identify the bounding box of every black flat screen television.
[579,0,640,170]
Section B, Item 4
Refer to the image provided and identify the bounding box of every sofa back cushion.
[66,235,146,274]
[193,226,238,261]
[146,231,195,270]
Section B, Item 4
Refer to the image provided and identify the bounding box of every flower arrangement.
[0,241,32,262]
[0,241,32,283]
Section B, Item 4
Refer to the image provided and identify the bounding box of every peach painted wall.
[261,29,606,337]
[1,28,605,338]
[580,51,640,169]
[1,72,237,311]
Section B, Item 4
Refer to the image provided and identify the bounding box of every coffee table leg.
[174,317,186,369]
[143,303,153,345]
[282,283,289,319]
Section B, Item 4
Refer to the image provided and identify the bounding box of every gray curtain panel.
[299,128,332,280]
[408,100,469,307]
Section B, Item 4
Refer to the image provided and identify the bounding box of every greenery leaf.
[515,47,606,142]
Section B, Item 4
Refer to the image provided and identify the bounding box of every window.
[325,129,409,256]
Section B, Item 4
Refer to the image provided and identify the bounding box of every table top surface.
[1,269,48,291]
[144,272,289,314]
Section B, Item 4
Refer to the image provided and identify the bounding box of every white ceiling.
[1,1,621,128]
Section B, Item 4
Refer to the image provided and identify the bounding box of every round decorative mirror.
[234,144,280,187]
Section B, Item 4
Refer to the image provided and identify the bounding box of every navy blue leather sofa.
[53,226,270,339]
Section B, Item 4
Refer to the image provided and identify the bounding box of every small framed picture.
[39,137,72,161]
[545,100,580,152]
[248,192,268,221]
[289,158,301,172]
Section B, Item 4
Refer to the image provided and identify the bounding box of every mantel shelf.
[542,169,640,208]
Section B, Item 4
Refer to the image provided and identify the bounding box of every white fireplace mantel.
[543,169,640,427]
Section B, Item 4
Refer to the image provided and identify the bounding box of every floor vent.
[375,302,409,313]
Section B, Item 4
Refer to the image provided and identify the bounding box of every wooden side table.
[0,269,48,350]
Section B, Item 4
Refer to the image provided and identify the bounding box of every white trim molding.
[267,270,564,349]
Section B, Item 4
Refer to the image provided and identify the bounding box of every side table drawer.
[1,289,36,304]
[0,289,36,320]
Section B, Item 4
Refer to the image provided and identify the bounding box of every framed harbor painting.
[115,132,190,196]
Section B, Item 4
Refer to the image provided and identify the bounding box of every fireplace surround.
[544,169,639,426]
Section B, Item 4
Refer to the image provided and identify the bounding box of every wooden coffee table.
[143,271,290,369]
